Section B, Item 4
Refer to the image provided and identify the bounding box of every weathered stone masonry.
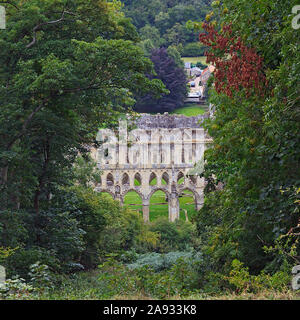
[94,113,212,222]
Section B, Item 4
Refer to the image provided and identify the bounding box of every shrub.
[0,277,34,300]
[127,251,202,272]
[98,256,137,298]
[149,217,195,252]
[98,254,202,299]
[224,259,291,294]
[28,262,54,292]
[37,209,85,272]
[52,187,108,269]
[4,247,60,279]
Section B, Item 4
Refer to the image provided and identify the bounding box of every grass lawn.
[104,178,198,222]
[179,190,198,221]
[124,187,197,222]
[171,104,207,116]
[182,56,207,65]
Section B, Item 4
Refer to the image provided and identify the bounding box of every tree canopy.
[0,0,166,213]
[134,47,188,113]
[122,0,210,55]
[195,0,300,274]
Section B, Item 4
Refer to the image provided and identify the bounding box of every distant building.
[191,67,202,77]
[184,62,192,76]
[200,65,215,86]
[184,62,191,69]
[185,91,201,103]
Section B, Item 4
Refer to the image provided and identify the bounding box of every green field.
[172,104,207,116]
[123,190,197,222]
[182,56,207,65]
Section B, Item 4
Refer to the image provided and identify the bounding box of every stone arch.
[179,187,199,200]
[147,187,170,201]
[177,171,185,185]
[187,174,197,185]
[161,172,170,185]
[148,188,170,221]
[149,172,157,186]
[106,173,114,186]
[99,189,115,200]
[178,187,201,215]
[122,189,143,214]
[122,172,130,185]
[134,172,142,186]
[122,188,145,202]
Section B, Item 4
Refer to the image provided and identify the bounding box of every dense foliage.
[0,0,299,301]
[194,0,300,277]
[134,47,188,113]
[0,0,166,215]
[0,0,166,280]
[122,0,210,56]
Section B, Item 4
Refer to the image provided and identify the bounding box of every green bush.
[127,251,202,272]
[37,209,86,272]
[0,210,29,248]
[5,247,60,279]
[28,262,54,292]
[98,255,202,299]
[0,206,85,276]
[149,217,195,252]
[0,277,35,300]
[219,259,291,294]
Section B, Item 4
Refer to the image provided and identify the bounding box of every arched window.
[134,172,142,186]
[149,172,157,186]
[106,173,114,186]
[122,173,130,185]
[161,172,169,185]
[177,171,185,185]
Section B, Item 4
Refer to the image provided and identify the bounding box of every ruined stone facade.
[94,113,212,222]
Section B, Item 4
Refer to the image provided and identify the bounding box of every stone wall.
[135,112,209,129]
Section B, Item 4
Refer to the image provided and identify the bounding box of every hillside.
[122,0,211,57]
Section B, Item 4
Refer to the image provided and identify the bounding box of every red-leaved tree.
[199,23,267,98]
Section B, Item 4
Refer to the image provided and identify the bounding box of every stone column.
[142,199,150,222]
[168,193,180,222]
[195,193,204,211]
[196,202,203,211]
[114,185,123,204]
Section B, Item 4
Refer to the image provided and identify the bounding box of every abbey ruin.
[94,113,212,222]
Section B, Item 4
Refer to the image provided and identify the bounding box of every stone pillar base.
[142,200,150,222]
[168,194,180,222]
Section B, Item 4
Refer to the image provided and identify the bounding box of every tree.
[123,0,211,47]
[194,0,300,274]
[167,45,184,68]
[0,0,166,214]
[182,42,206,57]
[134,48,188,113]
[140,24,164,48]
